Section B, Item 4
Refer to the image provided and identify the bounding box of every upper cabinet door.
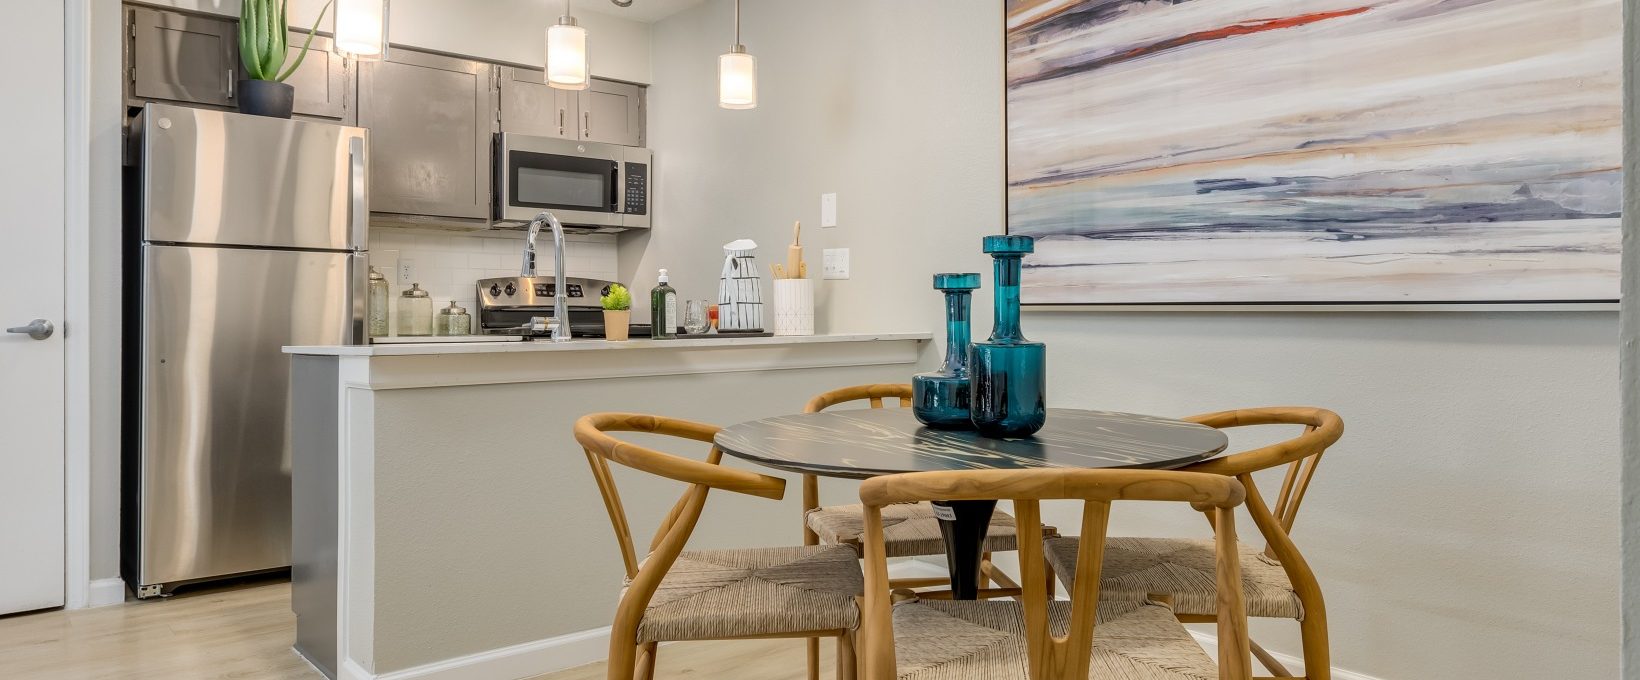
[579,80,644,147]
[285,32,352,124]
[499,67,579,140]
[128,7,238,108]
[357,49,495,221]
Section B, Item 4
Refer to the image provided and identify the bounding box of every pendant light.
[333,0,390,61]
[546,0,591,90]
[718,0,756,109]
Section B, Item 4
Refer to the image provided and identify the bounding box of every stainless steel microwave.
[494,133,651,231]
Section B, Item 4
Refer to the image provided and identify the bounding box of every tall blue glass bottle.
[913,273,981,429]
[969,235,1046,438]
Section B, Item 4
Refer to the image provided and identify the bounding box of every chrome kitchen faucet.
[521,211,572,342]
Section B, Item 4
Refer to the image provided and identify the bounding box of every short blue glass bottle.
[913,273,981,429]
[969,235,1046,438]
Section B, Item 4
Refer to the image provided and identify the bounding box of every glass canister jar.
[396,283,433,336]
[367,267,390,338]
[435,301,471,336]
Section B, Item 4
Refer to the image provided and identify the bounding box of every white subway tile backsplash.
[367,228,620,324]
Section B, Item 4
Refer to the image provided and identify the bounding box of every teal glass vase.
[969,235,1046,438]
[913,273,981,429]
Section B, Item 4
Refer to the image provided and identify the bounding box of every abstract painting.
[1005,0,1623,304]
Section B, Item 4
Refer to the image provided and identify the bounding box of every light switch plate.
[820,193,838,228]
[823,248,850,279]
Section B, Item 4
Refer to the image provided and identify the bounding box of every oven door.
[496,134,625,227]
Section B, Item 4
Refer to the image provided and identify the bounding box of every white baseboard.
[341,626,612,680]
[335,560,950,680]
[82,578,126,609]
[1186,630,1384,680]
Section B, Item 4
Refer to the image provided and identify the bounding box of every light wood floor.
[0,580,825,680]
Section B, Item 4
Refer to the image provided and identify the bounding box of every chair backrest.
[1180,407,1342,560]
[799,384,914,543]
[574,412,786,594]
[805,383,915,413]
[855,468,1253,680]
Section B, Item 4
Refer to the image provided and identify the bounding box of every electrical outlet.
[822,248,850,279]
[398,259,416,285]
[820,193,838,228]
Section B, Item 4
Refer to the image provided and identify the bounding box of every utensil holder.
[771,278,815,336]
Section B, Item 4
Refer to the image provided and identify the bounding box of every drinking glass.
[684,299,710,335]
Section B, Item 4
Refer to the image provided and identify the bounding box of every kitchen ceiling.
[576,0,706,23]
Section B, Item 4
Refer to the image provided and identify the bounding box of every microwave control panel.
[624,162,648,216]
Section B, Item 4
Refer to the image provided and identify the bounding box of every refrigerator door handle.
[347,252,367,346]
[348,136,367,250]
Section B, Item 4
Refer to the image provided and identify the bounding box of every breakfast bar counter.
[281,332,929,680]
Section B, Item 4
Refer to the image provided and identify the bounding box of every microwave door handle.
[610,162,621,213]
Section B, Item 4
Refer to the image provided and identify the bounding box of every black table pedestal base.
[931,499,997,600]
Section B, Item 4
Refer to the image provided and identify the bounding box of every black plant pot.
[237,79,295,118]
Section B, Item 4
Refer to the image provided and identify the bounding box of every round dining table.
[714,407,1230,599]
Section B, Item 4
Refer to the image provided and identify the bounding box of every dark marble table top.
[714,408,1229,480]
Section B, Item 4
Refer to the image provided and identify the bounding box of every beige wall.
[1619,0,1637,675]
[644,1,1622,677]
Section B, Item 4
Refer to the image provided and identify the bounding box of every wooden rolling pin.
[787,221,804,279]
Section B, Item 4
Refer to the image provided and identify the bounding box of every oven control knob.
[489,283,503,297]
[504,283,517,296]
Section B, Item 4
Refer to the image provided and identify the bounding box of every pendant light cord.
[734,0,742,48]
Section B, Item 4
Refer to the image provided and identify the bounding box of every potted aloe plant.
[601,283,633,341]
[238,0,332,118]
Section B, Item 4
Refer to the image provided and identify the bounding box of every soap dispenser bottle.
[650,269,678,339]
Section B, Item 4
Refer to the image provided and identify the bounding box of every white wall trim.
[1185,630,1385,680]
[61,0,95,611]
[331,560,943,680]
[84,578,126,609]
[337,626,613,680]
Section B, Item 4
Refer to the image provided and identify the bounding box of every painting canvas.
[1005,0,1623,304]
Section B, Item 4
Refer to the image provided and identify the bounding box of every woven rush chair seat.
[1045,536,1303,620]
[889,598,1218,680]
[806,502,1037,557]
[631,544,864,644]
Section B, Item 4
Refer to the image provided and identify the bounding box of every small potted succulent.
[237,0,332,118]
[601,283,633,341]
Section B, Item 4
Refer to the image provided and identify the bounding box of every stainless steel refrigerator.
[122,103,367,597]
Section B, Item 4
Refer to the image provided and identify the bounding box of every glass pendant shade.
[546,20,590,90]
[913,273,981,429]
[333,0,389,61]
[718,49,757,109]
[969,235,1047,438]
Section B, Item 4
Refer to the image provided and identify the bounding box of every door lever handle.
[6,319,53,340]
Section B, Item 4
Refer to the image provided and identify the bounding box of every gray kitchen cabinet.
[499,67,579,140]
[284,32,352,124]
[126,5,353,123]
[499,70,644,147]
[579,79,644,147]
[357,49,496,221]
[127,6,238,108]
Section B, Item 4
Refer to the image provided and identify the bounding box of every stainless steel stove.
[477,276,660,338]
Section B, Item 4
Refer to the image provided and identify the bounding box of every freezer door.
[137,244,360,586]
[140,103,368,250]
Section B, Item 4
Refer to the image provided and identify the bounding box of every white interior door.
[0,1,66,615]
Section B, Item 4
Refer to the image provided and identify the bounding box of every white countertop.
[284,332,931,357]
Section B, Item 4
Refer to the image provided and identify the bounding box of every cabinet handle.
[583,111,590,137]
[227,69,235,99]
[558,108,565,136]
